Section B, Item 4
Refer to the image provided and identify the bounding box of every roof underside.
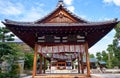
[3,19,118,48]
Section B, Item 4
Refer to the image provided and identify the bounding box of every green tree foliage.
[0,43,17,77]
[106,44,115,68]
[24,53,34,70]
[0,43,24,78]
[0,43,24,60]
[101,50,108,62]
[0,43,14,60]
[96,52,102,61]
[104,22,120,68]
[112,23,120,68]
[8,43,24,60]
[0,27,14,42]
[89,53,95,58]
[111,57,120,67]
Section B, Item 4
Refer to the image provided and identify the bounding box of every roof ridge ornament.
[57,0,65,7]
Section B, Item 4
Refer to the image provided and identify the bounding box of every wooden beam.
[32,44,38,78]
[39,54,42,74]
[85,42,90,77]
[80,52,84,74]
[43,57,46,74]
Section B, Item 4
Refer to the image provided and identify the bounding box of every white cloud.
[113,0,120,6]
[103,0,112,3]
[35,3,45,7]
[19,6,48,22]
[103,0,120,6]
[0,0,24,15]
[64,0,73,5]
[20,8,42,22]
[67,6,75,12]
[63,0,75,12]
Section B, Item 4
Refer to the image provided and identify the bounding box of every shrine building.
[2,0,119,78]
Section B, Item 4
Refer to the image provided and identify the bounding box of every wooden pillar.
[39,54,42,74]
[78,53,80,73]
[85,42,90,77]
[43,57,46,74]
[80,52,84,74]
[32,44,38,78]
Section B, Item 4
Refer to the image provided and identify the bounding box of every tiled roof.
[3,18,118,27]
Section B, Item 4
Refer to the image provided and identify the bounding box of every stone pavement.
[22,76,32,78]
[91,74,120,78]
[22,74,120,78]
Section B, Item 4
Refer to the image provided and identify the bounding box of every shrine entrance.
[36,44,86,74]
[34,43,89,77]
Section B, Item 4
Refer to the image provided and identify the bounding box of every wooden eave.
[2,19,119,48]
[3,19,117,26]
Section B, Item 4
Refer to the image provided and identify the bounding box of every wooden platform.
[35,74,88,78]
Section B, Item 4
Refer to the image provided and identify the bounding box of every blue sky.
[0,0,120,55]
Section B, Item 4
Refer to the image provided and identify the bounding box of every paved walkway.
[91,74,120,78]
[22,69,120,78]
[23,74,120,78]
[22,76,32,78]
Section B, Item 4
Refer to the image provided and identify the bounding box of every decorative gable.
[35,0,88,24]
[39,8,79,23]
[47,11,75,23]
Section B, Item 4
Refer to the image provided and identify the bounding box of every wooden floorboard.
[34,74,88,78]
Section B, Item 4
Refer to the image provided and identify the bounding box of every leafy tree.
[0,43,25,78]
[0,43,14,60]
[89,53,95,58]
[0,43,20,78]
[101,50,108,62]
[112,23,120,68]
[0,27,14,42]
[96,52,102,61]
[8,43,25,60]
[24,53,34,70]
[111,57,120,67]
[107,44,114,68]
[104,22,120,68]
[0,43,24,60]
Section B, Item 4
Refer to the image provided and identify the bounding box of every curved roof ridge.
[89,18,118,23]
[3,19,33,24]
[62,7,89,23]
[3,20,118,27]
